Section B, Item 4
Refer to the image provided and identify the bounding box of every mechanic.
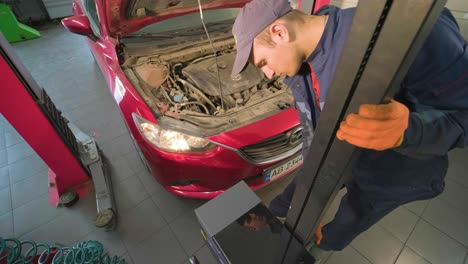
[236,203,283,233]
[231,0,468,262]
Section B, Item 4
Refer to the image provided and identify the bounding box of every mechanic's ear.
[270,23,290,44]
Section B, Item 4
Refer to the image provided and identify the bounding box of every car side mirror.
[62,15,93,36]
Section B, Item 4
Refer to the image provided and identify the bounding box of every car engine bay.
[120,36,295,135]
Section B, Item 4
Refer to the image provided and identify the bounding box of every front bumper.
[132,107,301,199]
[137,138,301,199]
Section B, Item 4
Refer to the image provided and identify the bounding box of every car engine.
[121,40,294,134]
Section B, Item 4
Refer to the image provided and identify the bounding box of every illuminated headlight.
[132,113,214,152]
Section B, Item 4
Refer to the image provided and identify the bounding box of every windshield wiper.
[124,22,233,39]
[124,30,208,39]
[123,33,174,39]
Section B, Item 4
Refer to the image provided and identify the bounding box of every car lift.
[0,33,117,230]
[193,0,447,263]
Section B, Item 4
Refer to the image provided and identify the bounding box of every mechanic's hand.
[315,222,323,245]
[336,100,409,151]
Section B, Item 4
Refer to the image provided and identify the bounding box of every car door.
[81,0,105,64]
[78,0,121,94]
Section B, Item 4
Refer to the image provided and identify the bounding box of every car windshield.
[129,8,240,37]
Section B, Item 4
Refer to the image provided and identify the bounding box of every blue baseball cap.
[231,0,292,76]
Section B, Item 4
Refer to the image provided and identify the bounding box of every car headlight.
[132,113,214,153]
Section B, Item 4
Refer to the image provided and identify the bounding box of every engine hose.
[179,102,210,114]
[0,237,126,264]
[176,77,217,110]
[159,84,177,105]
[167,74,180,90]
[190,54,215,65]
[171,63,183,77]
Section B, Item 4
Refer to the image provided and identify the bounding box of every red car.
[62,0,302,199]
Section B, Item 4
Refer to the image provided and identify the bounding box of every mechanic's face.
[251,28,302,79]
[242,213,268,232]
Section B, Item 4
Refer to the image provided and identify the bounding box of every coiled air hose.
[0,237,126,264]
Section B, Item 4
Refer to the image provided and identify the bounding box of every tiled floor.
[1,24,467,264]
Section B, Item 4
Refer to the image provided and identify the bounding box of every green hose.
[0,237,126,264]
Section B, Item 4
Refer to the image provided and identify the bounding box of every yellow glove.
[336,100,409,151]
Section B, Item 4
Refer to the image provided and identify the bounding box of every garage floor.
[1,24,468,264]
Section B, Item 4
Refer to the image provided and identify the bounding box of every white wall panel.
[42,0,74,19]
[329,0,468,38]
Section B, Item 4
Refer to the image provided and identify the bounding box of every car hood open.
[105,0,248,37]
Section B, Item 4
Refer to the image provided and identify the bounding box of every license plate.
[264,154,303,182]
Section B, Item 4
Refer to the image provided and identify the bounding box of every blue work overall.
[269,6,468,251]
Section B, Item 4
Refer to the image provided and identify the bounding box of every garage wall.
[330,0,468,38]
[8,0,49,23]
[41,0,74,19]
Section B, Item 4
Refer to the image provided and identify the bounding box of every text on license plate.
[264,154,303,182]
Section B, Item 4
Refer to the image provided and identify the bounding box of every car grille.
[240,126,303,164]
